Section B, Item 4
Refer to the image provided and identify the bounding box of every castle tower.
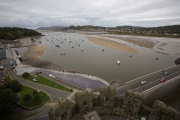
[99,86,116,108]
[48,97,75,120]
[75,88,93,113]
[149,100,180,120]
[122,90,143,119]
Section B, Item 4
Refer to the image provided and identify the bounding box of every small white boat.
[81,49,84,51]
[61,52,65,55]
[117,60,120,65]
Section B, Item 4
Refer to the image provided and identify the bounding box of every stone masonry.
[48,86,180,120]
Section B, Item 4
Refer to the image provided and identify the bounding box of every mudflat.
[86,36,140,54]
[24,45,47,58]
[104,36,155,48]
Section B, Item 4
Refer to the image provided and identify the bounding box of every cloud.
[0,0,180,27]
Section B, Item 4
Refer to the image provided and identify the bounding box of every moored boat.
[117,60,120,65]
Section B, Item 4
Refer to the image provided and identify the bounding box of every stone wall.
[149,100,180,120]
[48,97,75,120]
[99,86,116,108]
[75,88,93,114]
[49,86,180,120]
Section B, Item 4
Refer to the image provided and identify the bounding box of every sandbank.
[24,45,47,59]
[86,36,139,54]
[104,36,155,48]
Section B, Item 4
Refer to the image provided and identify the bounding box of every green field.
[22,75,72,92]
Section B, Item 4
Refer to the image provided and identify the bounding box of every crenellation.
[48,86,180,120]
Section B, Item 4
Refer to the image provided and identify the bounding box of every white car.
[140,81,147,85]
[33,78,38,82]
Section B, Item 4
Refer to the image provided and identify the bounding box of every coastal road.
[8,71,70,120]
[2,58,70,120]
[116,65,180,96]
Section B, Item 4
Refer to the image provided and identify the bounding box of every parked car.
[140,81,147,85]
[160,77,166,82]
[33,78,38,82]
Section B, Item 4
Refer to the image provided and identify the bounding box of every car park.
[140,81,147,85]
[160,77,166,82]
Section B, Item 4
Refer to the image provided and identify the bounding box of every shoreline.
[86,36,140,54]
[24,45,47,59]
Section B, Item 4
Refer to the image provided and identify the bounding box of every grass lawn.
[22,74,72,92]
[5,75,50,108]
[17,85,50,108]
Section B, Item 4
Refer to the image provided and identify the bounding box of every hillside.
[36,26,65,30]
[0,27,41,40]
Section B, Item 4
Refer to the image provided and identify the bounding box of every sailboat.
[117,60,120,65]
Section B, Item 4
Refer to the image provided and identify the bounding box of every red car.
[160,77,166,82]
[1,79,5,83]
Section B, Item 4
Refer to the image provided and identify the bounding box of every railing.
[117,65,180,90]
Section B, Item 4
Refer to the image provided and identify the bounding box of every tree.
[32,90,38,95]
[0,86,18,119]
[22,72,30,78]
[23,94,32,103]
[174,58,180,65]
[10,80,22,92]
[34,94,40,101]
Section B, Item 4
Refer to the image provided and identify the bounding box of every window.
[84,101,87,106]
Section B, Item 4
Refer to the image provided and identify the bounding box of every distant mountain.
[36,26,65,30]
[147,25,180,31]
[116,25,144,29]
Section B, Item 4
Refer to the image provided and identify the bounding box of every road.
[116,65,180,96]
[2,58,70,120]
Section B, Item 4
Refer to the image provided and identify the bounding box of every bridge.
[116,64,180,98]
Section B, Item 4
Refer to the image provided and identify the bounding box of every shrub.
[22,72,30,78]
[23,94,32,103]
[11,80,22,92]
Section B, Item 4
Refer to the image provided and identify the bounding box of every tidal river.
[17,31,180,111]
[36,31,178,83]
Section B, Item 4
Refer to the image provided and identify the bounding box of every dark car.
[160,77,166,82]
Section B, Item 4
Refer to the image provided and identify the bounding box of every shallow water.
[35,32,177,83]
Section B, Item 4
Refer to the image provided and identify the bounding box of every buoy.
[156,57,159,60]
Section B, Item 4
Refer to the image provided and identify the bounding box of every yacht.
[117,60,120,65]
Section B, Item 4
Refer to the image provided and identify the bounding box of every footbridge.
[116,65,180,98]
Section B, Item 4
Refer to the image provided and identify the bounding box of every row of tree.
[0,27,42,40]
[0,80,21,119]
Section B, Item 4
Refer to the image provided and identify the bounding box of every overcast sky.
[0,0,180,28]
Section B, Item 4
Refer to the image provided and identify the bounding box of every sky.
[0,0,180,28]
